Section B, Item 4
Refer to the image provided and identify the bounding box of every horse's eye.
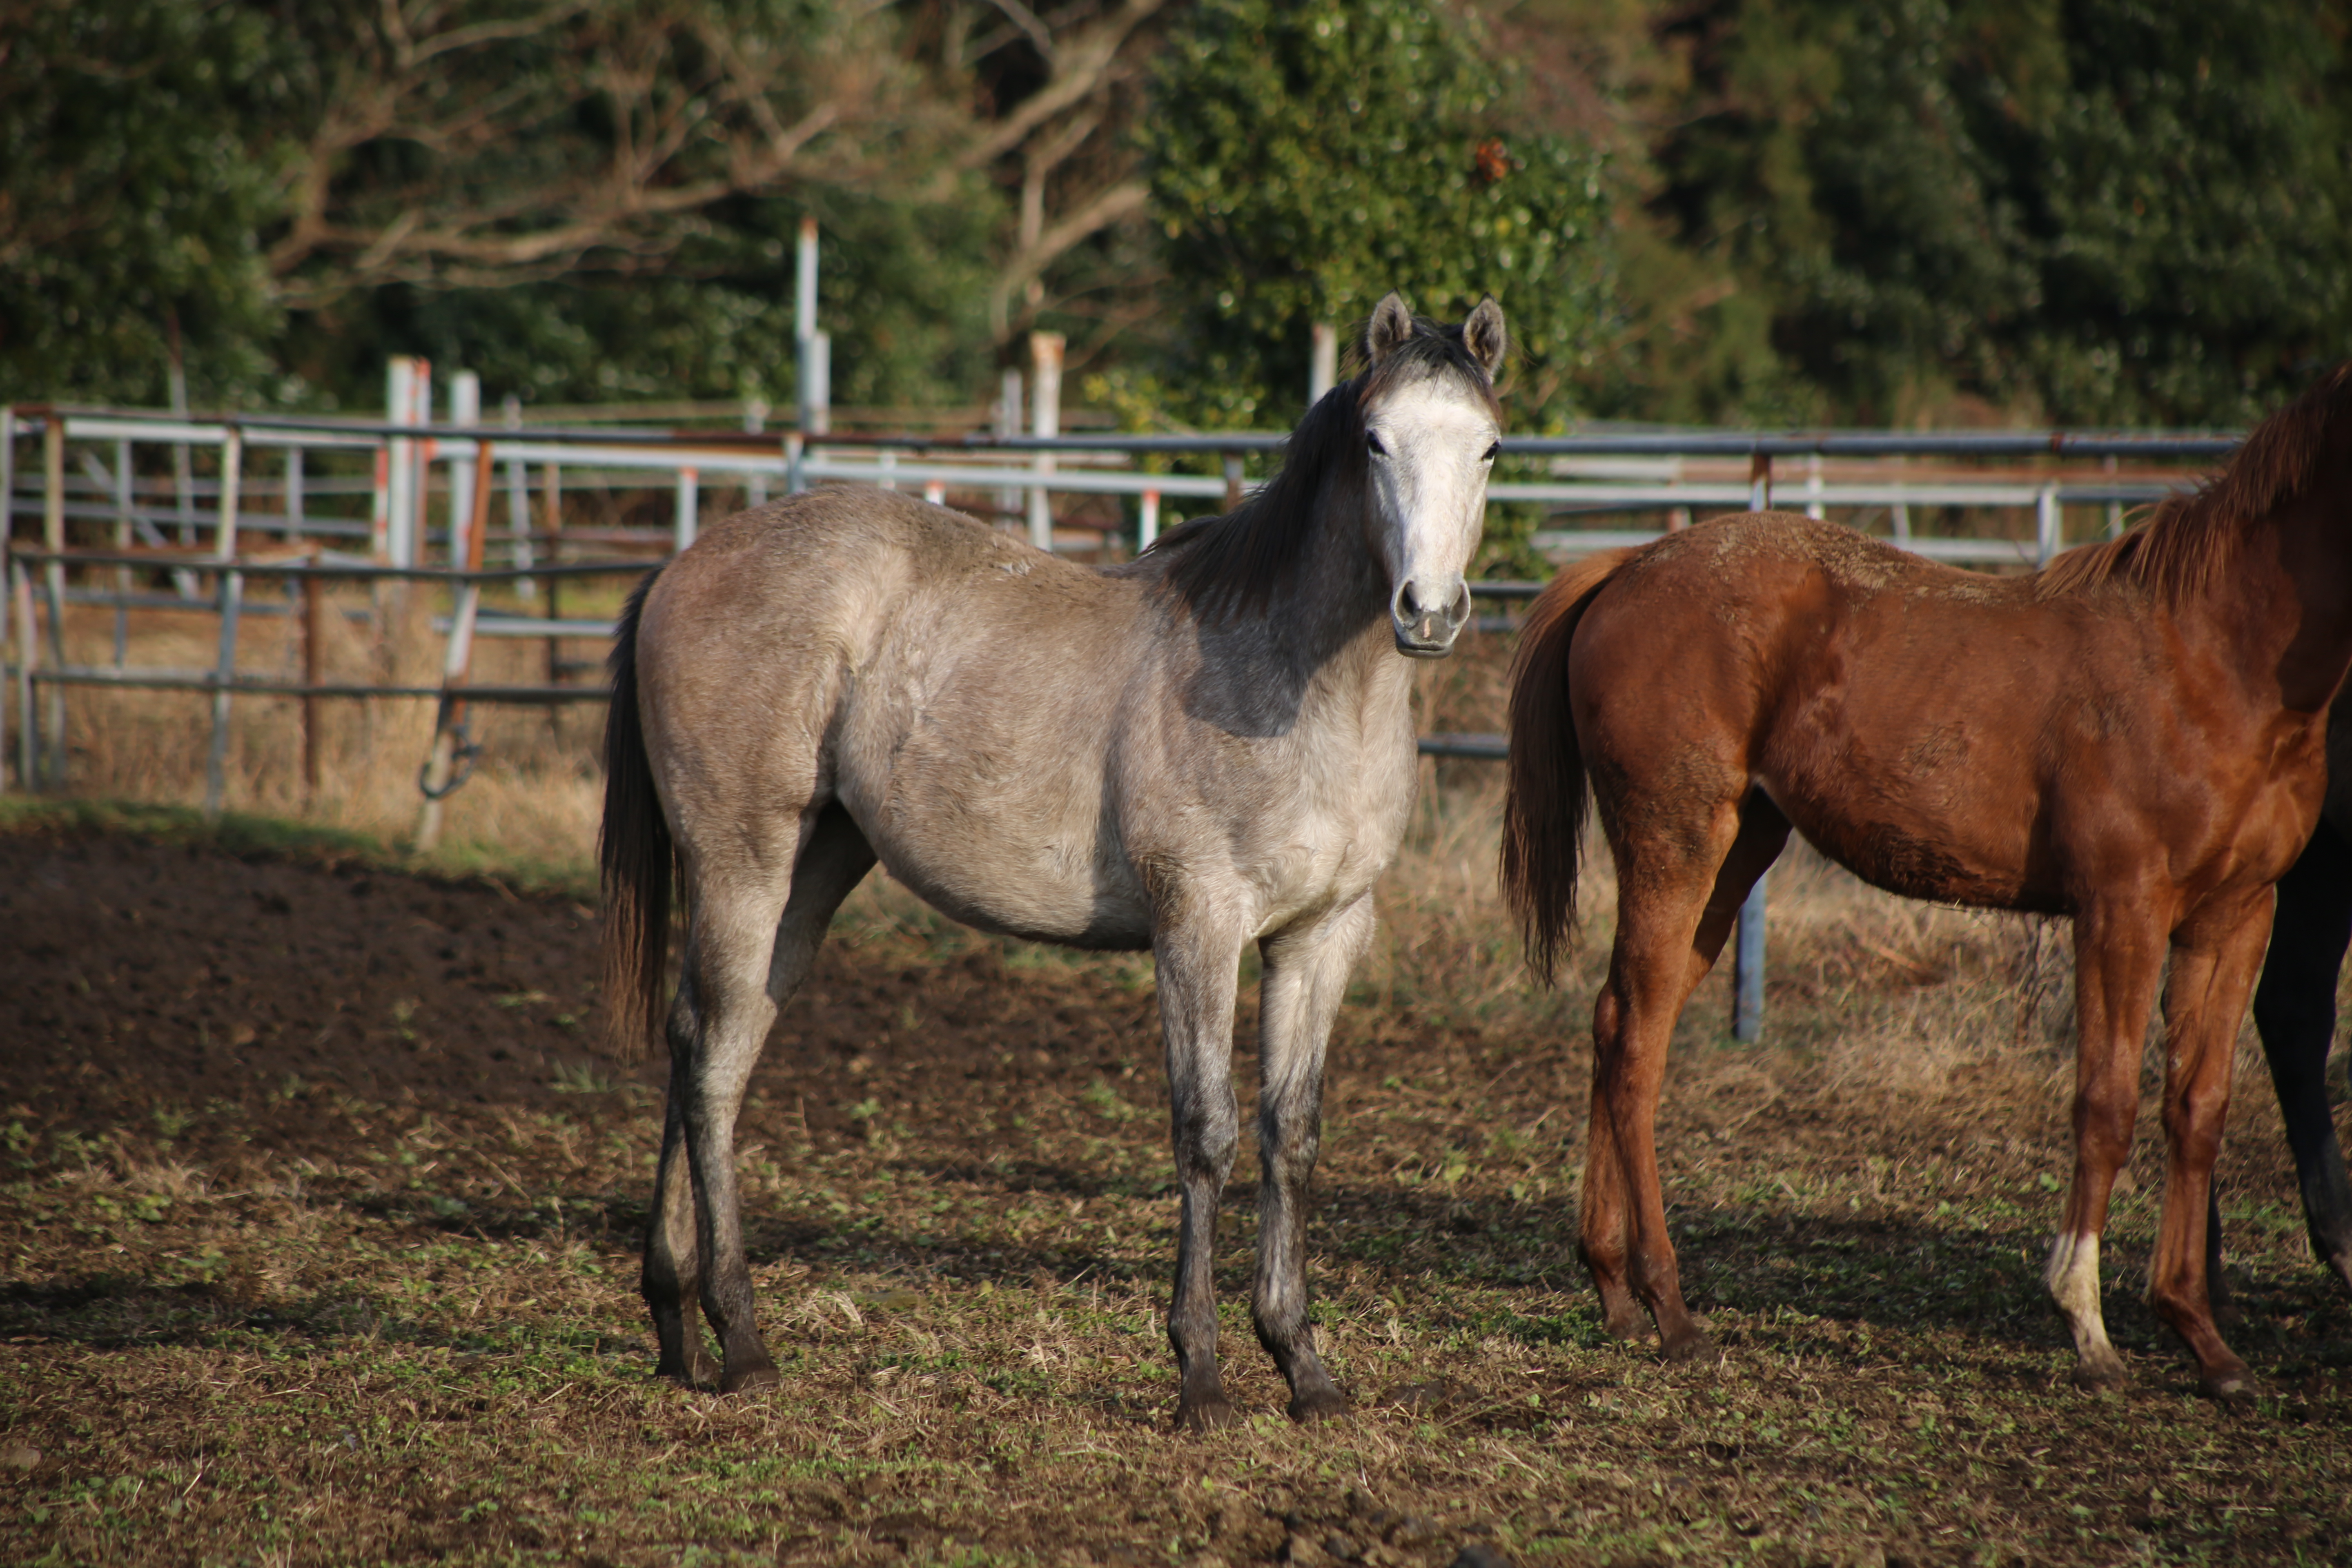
[1365,431,1387,457]
[1482,443,1500,462]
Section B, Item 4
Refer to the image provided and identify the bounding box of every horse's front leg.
[1251,895,1375,1423]
[2047,898,2167,1390]
[2251,819,2352,1296]
[2152,891,2275,1400]
[1156,908,1248,1432]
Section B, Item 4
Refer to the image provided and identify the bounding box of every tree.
[1638,0,2352,426]
[1140,0,1615,427]
[0,0,1176,411]
[0,1,292,404]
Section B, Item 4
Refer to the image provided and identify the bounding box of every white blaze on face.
[1364,376,1498,655]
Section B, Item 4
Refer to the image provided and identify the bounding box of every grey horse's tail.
[599,570,670,1063]
[1501,548,1633,987]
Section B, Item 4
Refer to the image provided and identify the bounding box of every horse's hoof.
[2201,1367,2257,1405]
[657,1352,724,1392]
[2070,1358,2127,1393]
[1660,1328,1715,1365]
[1176,1392,1238,1433]
[721,1359,782,1395]
[1287,1384,1350,1424]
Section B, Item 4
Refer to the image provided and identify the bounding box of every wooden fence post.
[414,438,497,851]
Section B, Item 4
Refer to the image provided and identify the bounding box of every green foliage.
[0,1,999,414]
[277,187,1000,411]
[1637,0,2352,425]
[0,1,294,405]
[1141,0,1614,428]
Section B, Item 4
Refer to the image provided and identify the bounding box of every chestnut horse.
[1502,364,2352,1400]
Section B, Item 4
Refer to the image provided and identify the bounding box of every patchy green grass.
[4,802,2352,1565]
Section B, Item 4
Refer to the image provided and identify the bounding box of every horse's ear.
[1365,292,1414,366]
[1464,296,1507,381]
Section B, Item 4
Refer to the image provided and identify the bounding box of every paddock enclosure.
[7,378,2352,1562]
[5,798,2352,1565]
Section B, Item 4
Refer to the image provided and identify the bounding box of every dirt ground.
[4,811,2351,1566]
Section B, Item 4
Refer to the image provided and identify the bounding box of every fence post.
[1748,451,1773,512]
[41,412,66,786]
[448,370,481,568]
[1309,323,1336,409]
[675,466,699,552]
[214,424,242,560]
[0,552,11,795]
[1139,488,1160,551]
[386,358,417,567]
[1732,872,1767,1042]
[1028,331,1062,552]
[303,546,323,803]
[11,560,33,791]
[111,441,133,666]
[1804,452,1825,520]
[170,356,195,553]
[370,431,393,562]
[1223,452,1245,514]
[996,368,1023,528]
[2103,454,2123,539]
[744,398,769,510]
[503,395,533,599]
[2036,483,2060,566]
[0,407,9,795]
[415,438,496,851]
[203,567,243,820]
[541,459,564,684]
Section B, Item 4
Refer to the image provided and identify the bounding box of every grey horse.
[599,294,1508,1429]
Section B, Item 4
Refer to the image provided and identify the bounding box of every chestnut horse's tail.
[1502,548,1635,986]
[599,571,672,1063]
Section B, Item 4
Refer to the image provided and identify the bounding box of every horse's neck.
[2230,477,2352,712]
[1280,494,1412,695]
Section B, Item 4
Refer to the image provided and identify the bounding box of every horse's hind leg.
[1250,894,1376,1423]
[2252,820,2352,1296]
[1588,791,1787,1360]
[1156,905,1250,1432]
[649,805,874,1395]
[645,1034,722,1388]
[2148,893,2273,1401]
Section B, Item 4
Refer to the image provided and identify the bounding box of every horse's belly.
[846,775,1154,951]
[1775,791,2061,913]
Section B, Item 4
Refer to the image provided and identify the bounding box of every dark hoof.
[656,1352,723,1392]
[1287,1383,1350,1424]
[1176,1391,1238,1433]
[1599,1302,1646,1342]
[720,1359,781,1395]
[2071,1358,2127,1393]
[1659,1328,1715,1365]
[2201,1366,2257,1405]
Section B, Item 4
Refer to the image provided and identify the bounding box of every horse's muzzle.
[1392,576,1471,658]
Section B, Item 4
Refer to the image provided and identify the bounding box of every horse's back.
[633,488,1167,942]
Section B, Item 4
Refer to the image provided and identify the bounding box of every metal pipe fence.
[2,401,2243,1033]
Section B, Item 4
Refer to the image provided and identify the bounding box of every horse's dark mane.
[2041,361,2352,604]
[1147,319,1502,619]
